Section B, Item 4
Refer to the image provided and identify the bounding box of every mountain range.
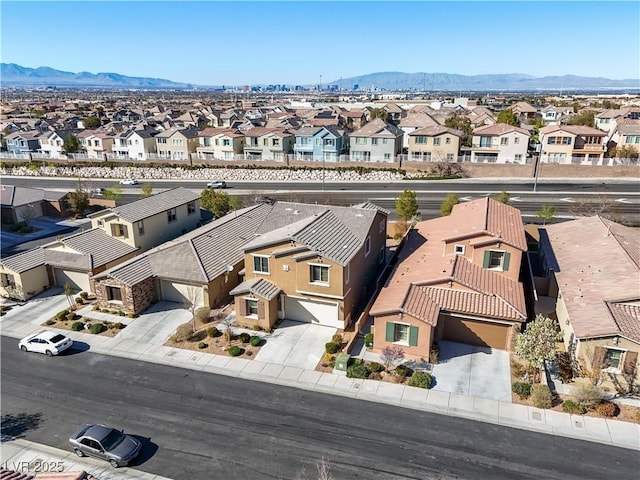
[1,63,638,91]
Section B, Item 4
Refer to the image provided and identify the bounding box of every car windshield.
[50,334,66,343]
[101,429,125,451]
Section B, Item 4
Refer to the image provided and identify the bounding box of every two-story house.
[348,119,404,163]
[196,128,245,161]
[111,129,158,160]
[293,126,348,162]
[231,202,388,330]
[155,127,199,161]
[398,113,441,149]
[470,123,531,163]
[370,197,528,358]
[5,131,41,155]
[243,127,295,162]
[407,126,464,162]
[537,216,640,387]
[77,130,115,159]
[0,188,201,301]
[609,119,640,160]
[538,125,607,164]
[37,130,66,157]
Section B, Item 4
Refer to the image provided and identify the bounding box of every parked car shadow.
[128,435,159,466]
[61,341,91,355]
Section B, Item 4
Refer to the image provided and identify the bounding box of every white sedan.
[119,178,139,185]
[19,331,73,356]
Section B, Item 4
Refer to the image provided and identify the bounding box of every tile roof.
[1,248,45,273]
[615,119,640,135]
[110,188,200,223]
[57,228,138,267]
[539,125,606,136]
[606,302,640,343]
[410,125,464,137]
[543,216,640,339]
[229,278,281,301]
[0,185,45,207]
[473,123,530,136]
[398,113,440,128]
[350,118,404,138]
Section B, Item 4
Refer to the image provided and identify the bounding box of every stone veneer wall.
[91,276,156,315]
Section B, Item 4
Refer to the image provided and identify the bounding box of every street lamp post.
[322,156,325,192]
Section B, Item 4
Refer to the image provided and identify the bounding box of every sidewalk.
[2,311,638,456]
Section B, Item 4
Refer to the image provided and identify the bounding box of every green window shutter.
[385,322,394,342]
[409,326,419,346]
[502,252,511,271]
[483,251,490,268]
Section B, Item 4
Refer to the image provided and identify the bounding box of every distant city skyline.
[2,1,639,86]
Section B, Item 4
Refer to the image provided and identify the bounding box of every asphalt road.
[1,336,637,480]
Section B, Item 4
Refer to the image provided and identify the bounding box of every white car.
[207,180,227,189]
[119,178,138,185]
[19,331,73,356]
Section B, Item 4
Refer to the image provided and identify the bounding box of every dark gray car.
[69,424,142,468]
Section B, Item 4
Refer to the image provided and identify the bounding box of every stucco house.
[0,188,201,300]
[5,130,41,155]
[370,197,528,359]
[349,118,404,163]
[407,126,464,162]
[537,216,640,385]
[196,128,244,161]
[242,127,295,161]
[538,125,607,164]
[470,123,531,164]
[77,130,115,159]
[398,113,441,149]
[155,127,199,161]
[231,202,388,330]
[111,129,158,160]
[293,126,348,162]
[0,185,71,224]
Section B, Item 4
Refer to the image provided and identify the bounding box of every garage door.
[285,297,341,328]
[160,280,204,306]
[442,316,509,350]
[54,268,90,292]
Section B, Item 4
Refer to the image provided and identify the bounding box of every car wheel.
[74,449,85,457]
[109,459,120,468]
[20,345,28,352]
[45,350,53,357]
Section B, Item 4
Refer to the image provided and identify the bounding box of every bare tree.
[182,286,203,333]
[63,283,75,310]
[19,203,38,227]
[219,314,236,345]
[380,345,405,372]
[579,346,607,387]
[569,195,614,219]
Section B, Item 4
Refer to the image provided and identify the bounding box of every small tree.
[62,133,80,154]
[395,189,418,222]
[493,190,510,205]
[444,115,472,146]
[613,144,639,161]
[19,203,38,226]
[67,190,89,218]
[103,184,123,201]
[228,195,242,212]
[579,346,607,387]
[140,183,153,198]
[566,110,596,127]
[83,116,102,129]
[201,189,231,218]
[515,314,562,382]
[537,204,556,225]
[219,314,236,345]
[496,109,520,127]
[440,193,459,216]
[369,107,389,121]
[380,345,405,372]
[182,286,203,333]
[63,283,75,310]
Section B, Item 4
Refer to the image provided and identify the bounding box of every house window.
[501,137,509,146]
[345,264,350,284]
[411,152,422,160]
[137,220,145,236]
[484,250,510,271]
[514,137,520,144]
[187,201,196,215]
[172,138,184,146]
[384,153,391,160]
[365,236,371,256]
[246,298,258,317]
[605,349,623,370]
[424,152,431,161]
[445,137,451,144]
[454,244,465,255]
[415,136,427,144]
[97,220,104,227]
[382,138,388,145]
[263,138,269,146]
[223,139,231,146]
[106,286,122,302]
[356,137,367,145]
[386,322,418,346]
[324,139,335,146]
[379,219,385,233]
[479,136,492,147]
[315,138,321,146]
[515,154,523,162]
[167,208,177,223]
[158,138,167,144]
[446,153,454,161]
[394,323,409,343]
[310,264,329,284]
[433,137,440,146]
[371,138,378,146]
[1,273,15,287]
[253,255,269,274]
[111,223,128,238]
[625,135,640,144]
[273,138,280,146]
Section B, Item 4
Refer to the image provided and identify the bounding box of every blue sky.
[2,1,639,86]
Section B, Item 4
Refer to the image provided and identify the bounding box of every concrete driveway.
[255,320,336,370]
[113,301,192,345]
[431,341,512,402]
[1,287,69,328]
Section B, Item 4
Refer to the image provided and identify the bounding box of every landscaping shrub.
[246,351,252,357]
[346,362,369,379]
[66,312,76,321]
[573,384,604,411]
[531,384,553,409]
[75,297,83,304]
[394,364,412,378]
[323,352,334,362]
[71,321,85,331]
[364,332,374,347]
[510,360,527,378]
[118,310,125,317]
[107,322,125,330]
[368,371,382,380]
[595,401,618,418]
[252,325,261,331]
[195,306,211,325]
[197,342,208,349]
[249,335,261,347]
[56,310,69,320]
[89,323,107,334]
[331,333,343,344]
[325,341,341,354]
[408,371,432,389]
[511,382,532,399]
[127,312,135,318]
[79,291,89,300]
[93,305,100,311]
[101,309,110,313]
[556,352,573,383]
[368,361,383,373]
[174,323,194,342]
[207,326,218,338]
[228,346,242,357]
[429,341,440,364]
[45,319,56,325]
[239,332,251,343]
[562,399,585,415]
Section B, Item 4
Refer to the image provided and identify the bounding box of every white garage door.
[285,297,341,328]
[160,280,204,306]
[54,268,90,292]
